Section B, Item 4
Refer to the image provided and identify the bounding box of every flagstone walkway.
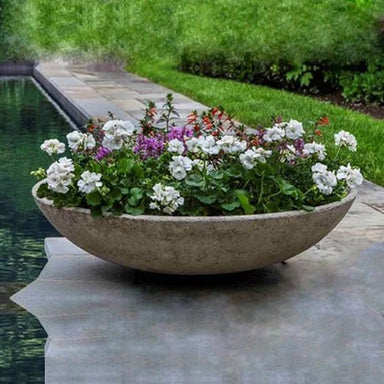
[34,61,206,127]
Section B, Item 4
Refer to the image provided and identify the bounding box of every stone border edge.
[32,64,90,127]
[0,62,35,75]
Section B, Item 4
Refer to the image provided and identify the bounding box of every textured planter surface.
[33,181,356,275]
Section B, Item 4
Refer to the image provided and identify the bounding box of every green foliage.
[341,58,384,104]
[177,0,383,94]
[16,0,384,66]
[0,0,36,61]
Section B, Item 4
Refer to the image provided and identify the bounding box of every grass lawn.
[130,61,384,186]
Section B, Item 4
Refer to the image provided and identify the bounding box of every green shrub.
[341,58,384,104]
[0,0,35,62]
[19,0,383,65]
[180,48,342,95]
[179,0,384,96]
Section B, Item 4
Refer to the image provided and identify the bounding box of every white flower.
[185,135,221,155]
[334,131,357,152]
[40,139,66,156]
[253,147,272,163]
[85,134,96,150]
[263,125,286,143]
[303,142,326,160]
[103,119,135,136]
[216,135,247,154]
[66,131,84,152]
[198,135,220,155]
[46,157,75,194]
[311,162,328,174]
[312,163,337,195]
[285,119,305,140]
[192,159,215,173]
[149,183,184,214]
[280,144,297,162]
[336,164,363,189]
[239,150,255,170]
[186,137,201,153]
[77,171,102,194]
[102,136,124,151]
[102,119,136,150]
[168,139,185,155]
[67,131,96,152]
[239,147,272,169]
[57,157,75,172]
[171,166,187,180]
[169,156,193,180]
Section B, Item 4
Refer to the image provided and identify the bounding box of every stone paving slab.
[34,61,207,128]
[11,181,384,384]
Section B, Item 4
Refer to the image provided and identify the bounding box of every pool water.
[0,77,73,383]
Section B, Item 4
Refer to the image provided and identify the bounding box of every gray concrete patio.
[10,61,384,383]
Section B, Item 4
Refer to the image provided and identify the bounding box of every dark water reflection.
[0,77,72,383]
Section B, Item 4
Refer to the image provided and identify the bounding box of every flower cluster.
[311,163,337,195]
[149,183,185,214]
[46,157,74,194]
[33,94,363,216]
[102,119,136,150]
[77,171,103,194]
[67,131,96,153]
[40,139,65,156]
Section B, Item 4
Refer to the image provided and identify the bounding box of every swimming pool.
[0,77,74,383]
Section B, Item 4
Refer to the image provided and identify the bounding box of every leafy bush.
[179,0,384,95]
[341,58,384,104]
[0,0,35,62]
[180,49,341,95]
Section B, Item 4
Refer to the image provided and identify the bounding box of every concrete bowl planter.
[32,181,357,275]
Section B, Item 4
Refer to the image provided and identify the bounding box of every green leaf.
[195,193,217,204]
[124,205,145,215]
[86,191,102,206]
[110,188,122,201]
[209,170,224,180]
[226,167,242,178]
[280,179,301,198]
[37,183,49,198]
[120,178,131,188]
[301,204,315,212]
[117,158,133,174]
[300,72,313,87]
[128,187,143,206]
[132,163,144,178]
[221,201,241,211]
[131,187,143,199]
[235,190,255,214]
[185,174,205,188]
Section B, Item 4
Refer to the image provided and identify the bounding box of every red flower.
[87,124,96,133]
[317,116,329,126]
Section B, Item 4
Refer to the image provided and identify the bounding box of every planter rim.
[32,180,357,223]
